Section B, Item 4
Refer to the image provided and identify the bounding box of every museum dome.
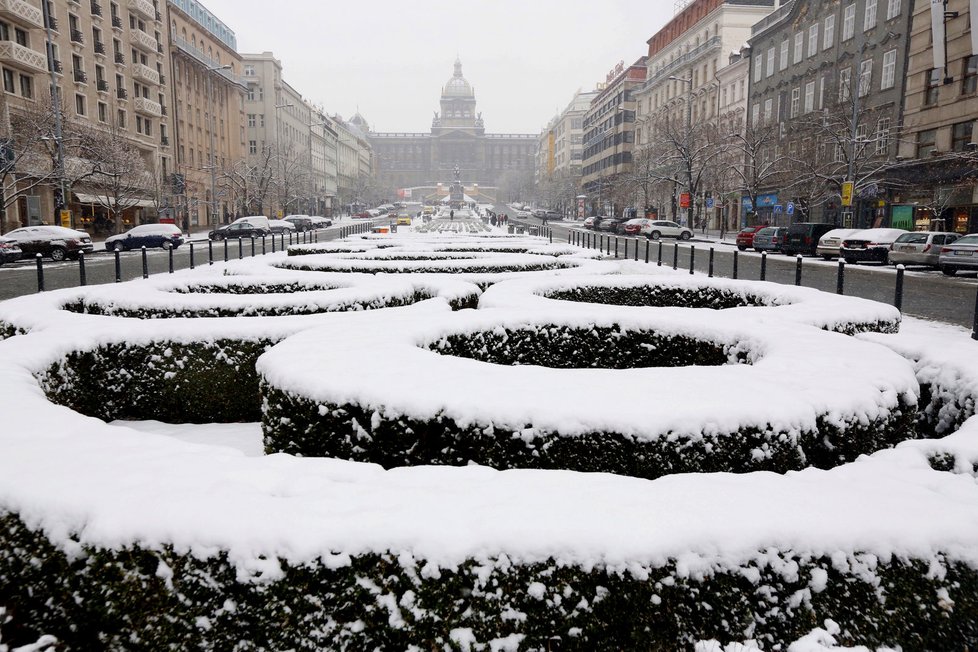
[443,57,473,97]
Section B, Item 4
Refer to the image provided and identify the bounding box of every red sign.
[679,193,691,209]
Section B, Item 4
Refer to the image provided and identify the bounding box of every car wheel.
[161,240,173,250]
[49,247,67,262]
[680,231,691,241]
[650,231,661,241]
[737,245,747,251]
[844,257,857,265]
[941,266,957,276]
[821,255,833,261]
[113,241,126,252]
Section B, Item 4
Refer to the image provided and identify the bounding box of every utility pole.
[42,0,69,228]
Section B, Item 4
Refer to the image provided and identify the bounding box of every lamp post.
[274,102,294,217]
[668,71,694,227]
[41,0,69,228]
[204,64,232,225]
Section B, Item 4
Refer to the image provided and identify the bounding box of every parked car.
[736,225,767,251]
[752,226,789,253]
[622,218,648,236]
[284,216,314,232]
[582,216,598,229]
[938,233,978,276]
[307,216,333,229]
[104,223,184,252]
[0,237,23,265]
[840,228,907,265]
[543,210,561,221]
[515,210,532,218]
[3,225,94,261]
[816,228,860,260]
[887,231,959,268]
[353,211,372,219]
[531,209,546,218]
[231,215,271,232]
[784,222,836,256]
[268,219,298,234]
[208,221,270,241]
[598,216,629,233]
[642,220,693,241]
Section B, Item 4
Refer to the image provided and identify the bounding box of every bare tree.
[716,119,786,224]
[75,120,151,232]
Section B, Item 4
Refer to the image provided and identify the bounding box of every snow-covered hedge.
[259,308,918,478]
[479,276,902,335]
[279,251,578,275]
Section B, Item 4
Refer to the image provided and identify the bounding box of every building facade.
[580,57,646,217]
[893,0,978,233]
[747,0,913,227]
[167,0,245,228]
[308,104,337,216]
[535,89,596,216]
[366,59,536,202]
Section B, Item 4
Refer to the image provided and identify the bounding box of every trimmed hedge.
[278,261,568,274]
[0,322,25,341]
[39,339,274,423]
[545,285,900,335]
[169,282,339,295]
[1,511,976,651]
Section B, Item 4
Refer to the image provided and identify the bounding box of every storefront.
[73,193,158,237]
[741,193,779,226]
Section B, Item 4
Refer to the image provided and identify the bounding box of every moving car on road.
[0,237,23,265]
[840,228,907,265]
[816,228,860,260]
[3,226,94,261]
[751,226,789,254]
[784,223,836,256]
[887,231,959,268]
[641,220,693,241]
[208,221,270,241]
[938,234,978,276]
[104,224,184,252]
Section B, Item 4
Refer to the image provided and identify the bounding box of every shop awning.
[74,193,156,209]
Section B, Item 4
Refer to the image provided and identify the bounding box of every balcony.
[96,78,108,91]
[93,40,105,55]
[70,29,84,44]
[44,14,57,30]
[128,0,154,20]
[133,96,161,117]
[130,28,156,52]
[0,40,47,73]
[116,87,127,99]
[72,68,86,83]
[90,1,102,16]
[644,35,722,89]
[131,61,159,84]
[49,57,62,73]
[160,104,167,116]
[0,0,44,29]
[113,51,124,64]
[110,14,122,29]
[160,135,169,146]
[172,35,248,89]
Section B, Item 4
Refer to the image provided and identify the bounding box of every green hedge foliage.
[1,512,975,651]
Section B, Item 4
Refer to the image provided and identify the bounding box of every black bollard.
[614,237,619,258]
[78,251,87,286]
[972,288,978,341]
[836,259,845,295]
[708,247,714,277]
[223,238,228,262]
[262,236,267,255]
[208,240,214,265]
[794,254,803,286]
[35,254,44,292]
[251,237,256,257]
[280,234,285,250]
[894,264,905,312]
[141,246,149,279]
[115,249,122,281]
[657,240,663,266]
[645,240,650,263]
[238,237,243,259]
[760,251,767,281]
[271,235,276,253]
[190,242,195,269]
[689,245,695,274]
[634,238,638,261]
[168,246,174,274]
[733,250,738,279]
[672,242,678,270]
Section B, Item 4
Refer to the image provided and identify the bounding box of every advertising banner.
[932,0,947,72]
[679,192,691,209]
[973,0,978,55]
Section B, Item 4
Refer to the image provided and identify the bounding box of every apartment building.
[166,0,245,228]
[893,0,978,232]
[0,0,171,233]
[308,104,337,216]
[333,113,372,212]
[536,88,597,215]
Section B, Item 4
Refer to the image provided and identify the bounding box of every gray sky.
[199,0,675,134]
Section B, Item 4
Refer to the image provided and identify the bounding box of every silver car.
[816,228,860,260]
[938,233,978,276]
[888,231,959,268]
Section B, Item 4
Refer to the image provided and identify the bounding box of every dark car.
[784,222,836,256]
[0,237,22,265]
[104,223,184,252]
[3,225,94,261]
[583,216,601,230]
[840,228,907,265]
[284,216,314,232]
[208,222,270,241]
[599,217,628,233]
[543,210,561,221]
[751,226,789,253]
[736,225,767,251]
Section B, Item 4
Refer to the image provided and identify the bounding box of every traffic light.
[53,188,64,210]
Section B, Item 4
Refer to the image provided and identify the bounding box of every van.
[784,222,836,256]
[232,215,271,233]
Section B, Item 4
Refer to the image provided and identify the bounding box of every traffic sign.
[787,201,795,215]
[705,197,715,209]
[59,210,71,228]
[773,204,783,214]
[841,181,854,207]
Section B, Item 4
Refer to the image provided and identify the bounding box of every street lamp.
[204,64,232,225]
[668,71,694,227]
[41,1,69,228]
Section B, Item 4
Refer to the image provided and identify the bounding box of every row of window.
[582,151,633,178]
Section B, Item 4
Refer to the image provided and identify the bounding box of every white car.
[308,216,333,228]
[515,210,532,218]
[816,229,860,260]
[640,219,693,241]
[268,219,297,234]
[840,228,908,265]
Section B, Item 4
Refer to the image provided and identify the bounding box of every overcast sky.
[199,0,676,135]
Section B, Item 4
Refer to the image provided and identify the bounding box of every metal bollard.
[732,250,738,279]
[672,242,678,270]
[280,234,285,250]
[760,251,767,281]
[314,231,318,243]
[223,239,228,262]
[141,246,148,279]
[168,246,174,273]
[689,245,695,274]
[114,249,122,281]
[645,239,650,263]
[262,236,267,255]
[238,237,243,259]
[35,254,44,292]
[894,264,905,312]
[657,240,663,266]
[615,237,619,258]
[836,258,845,294]
[271,235,276,253]
[794,254,803,286]
[78,251,87,286]
[634,238,638,261]
[708,247,714,277]
[208,240,214,265]
[549,229,552,243]
[972,288,978,341]
[251,236,256,257]
[190,242,195,269]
